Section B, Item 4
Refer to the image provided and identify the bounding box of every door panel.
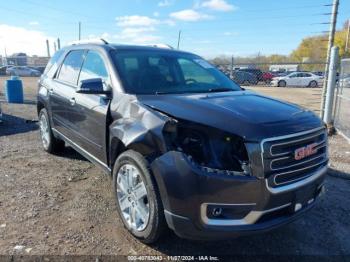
[68,93,110,163]
[66,50,110,163]
[50,50,86,138]
[49,80,74,136]
[290,73,301,86]
[287,75,298,86]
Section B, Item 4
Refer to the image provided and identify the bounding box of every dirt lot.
[0,77,350,258]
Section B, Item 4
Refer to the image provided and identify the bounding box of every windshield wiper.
[155,91,173,95]
[154,88,234,95]
[155,91,187,95]
[207,88,234,93]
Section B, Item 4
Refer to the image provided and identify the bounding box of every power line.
[237,3,332,13]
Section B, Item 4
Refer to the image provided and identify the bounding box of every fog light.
[212,207,223,217]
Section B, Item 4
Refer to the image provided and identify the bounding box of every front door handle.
[69,97,76,106]
[48,88,54,94]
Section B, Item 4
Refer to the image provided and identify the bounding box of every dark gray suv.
[37,41,328,243]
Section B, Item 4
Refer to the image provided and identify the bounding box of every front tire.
[278,80,287,87]
[112,150,167,244]
[39,108,65,153]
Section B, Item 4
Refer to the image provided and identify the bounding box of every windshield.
[112,50,241,94]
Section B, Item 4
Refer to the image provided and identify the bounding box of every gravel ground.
[0,77,349,258]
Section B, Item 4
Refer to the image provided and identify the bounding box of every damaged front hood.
[137,91,323,141]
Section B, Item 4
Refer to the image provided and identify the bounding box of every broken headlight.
[163,120,250,176]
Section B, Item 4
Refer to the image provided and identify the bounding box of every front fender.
[109,95,170,160]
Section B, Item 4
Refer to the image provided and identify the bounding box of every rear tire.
[309,80,318,88]
[278,80,287,87]
[112,150,167,244]
[39,108,65,153]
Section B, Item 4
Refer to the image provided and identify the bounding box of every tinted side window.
[79,51,108,82]
[124,58,139,71]
[57,50,85,85]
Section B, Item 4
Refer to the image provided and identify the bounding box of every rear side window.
[43,49,64,77]
[79,51,108,82]
[57,50,85,85]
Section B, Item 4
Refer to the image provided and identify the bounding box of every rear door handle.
[69,97,76,106]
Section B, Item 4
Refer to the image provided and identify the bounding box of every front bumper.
[151,151,327,240]
[270,80,279,86]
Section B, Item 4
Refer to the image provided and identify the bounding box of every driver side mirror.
[76,78,111,95]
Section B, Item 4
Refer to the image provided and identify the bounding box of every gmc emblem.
[294,143,318,160]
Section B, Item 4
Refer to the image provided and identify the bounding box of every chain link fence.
[334,59,350,140]
[213,62,327,87]
[0,56,49,76]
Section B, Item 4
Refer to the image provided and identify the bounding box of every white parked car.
[271,72,323,87]
[6,66,41,77]
[339,75,350,88]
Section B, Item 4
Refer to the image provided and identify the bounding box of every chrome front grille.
[261,128,328,188]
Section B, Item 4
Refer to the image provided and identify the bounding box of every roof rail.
[142,43,174,49]
[69,38,109,46]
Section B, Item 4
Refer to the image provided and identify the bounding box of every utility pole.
[46,39,51,58]
[4,47,8,65]
[230,55,234,77]
[57,38,61,50]
[177,30,181,50]
[79,22,81,40]
[54,42,57,53]
[324,46,339,130]
[345,19,350,54]
[320,0,339,119]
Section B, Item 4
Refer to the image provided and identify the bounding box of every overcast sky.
[0,0,349,58]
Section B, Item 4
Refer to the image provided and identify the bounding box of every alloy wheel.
[116,164,150,232]
[39,113,50,149]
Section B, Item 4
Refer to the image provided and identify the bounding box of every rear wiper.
[207,88,233,93]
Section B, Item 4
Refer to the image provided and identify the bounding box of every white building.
[269,64,300,72]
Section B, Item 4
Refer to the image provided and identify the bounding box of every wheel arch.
[109,136,126,170]
[309,80,318,87]
[37,99,45,116]
[278,79,287,86]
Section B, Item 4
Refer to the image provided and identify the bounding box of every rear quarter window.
[57,50,85,85]
[43,49,65,77]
